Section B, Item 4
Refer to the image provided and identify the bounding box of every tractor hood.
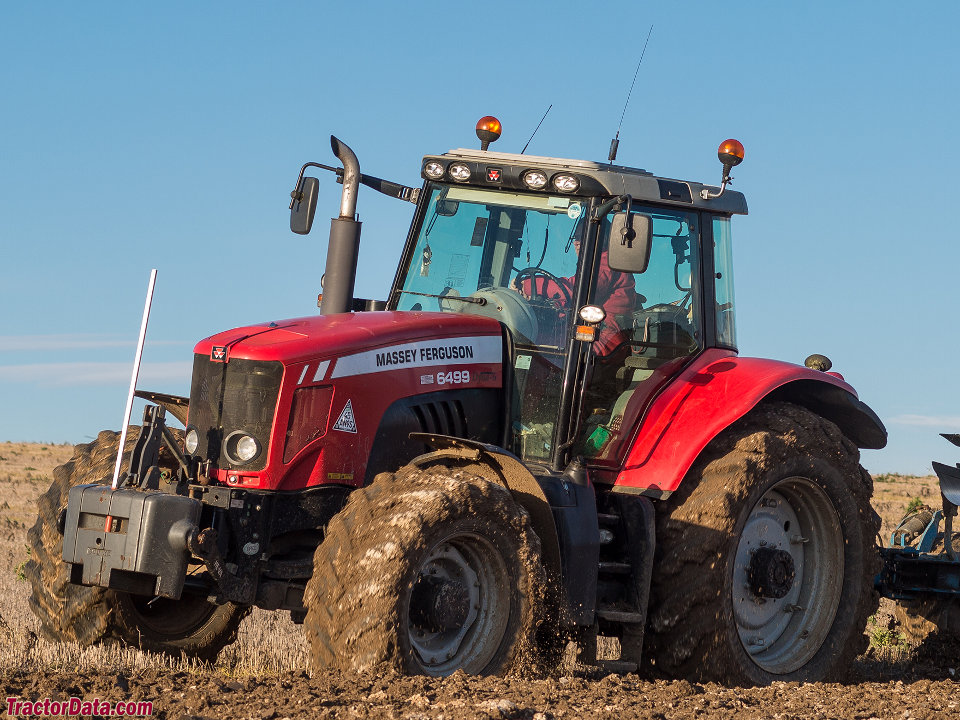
[193,311,503,366]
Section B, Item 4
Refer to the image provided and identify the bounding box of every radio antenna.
[608,24,653,163]
[521,104,552,155]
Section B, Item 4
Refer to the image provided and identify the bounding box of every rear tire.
[304,465,546,675]
[25,429,246,660]
[645,402,879,684]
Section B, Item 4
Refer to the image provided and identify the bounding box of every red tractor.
[27,118,886,685]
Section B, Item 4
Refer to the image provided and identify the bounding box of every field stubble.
[1,441,958,719]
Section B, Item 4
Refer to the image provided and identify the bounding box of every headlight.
[423,161,445,179]
[236,436,259,462]
[184,428,199,455]
[223,431,261,465]
[552,174,580,193]
[521,169,548,189]
[448,163,472,182]
[578,305,606,324]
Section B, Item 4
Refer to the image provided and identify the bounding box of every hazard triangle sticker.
[333,399,358,433]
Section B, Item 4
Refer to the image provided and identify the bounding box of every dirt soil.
[2,442,959,719]
[3,660,960,720]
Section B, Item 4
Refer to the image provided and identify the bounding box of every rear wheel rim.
[407,532,511,675]
[732,477,844,674]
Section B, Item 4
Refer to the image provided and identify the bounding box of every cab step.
[598,561,632,575]
[595,608,645,624]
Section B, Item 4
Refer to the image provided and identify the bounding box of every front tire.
[304,465,545,675]
[25,429,247,660]
[645,402,879,684]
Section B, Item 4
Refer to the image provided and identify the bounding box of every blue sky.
[1,2,958,474]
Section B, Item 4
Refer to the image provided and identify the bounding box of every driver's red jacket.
[520,251,638,356]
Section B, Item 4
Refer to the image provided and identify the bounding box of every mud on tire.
[303,465,546,676]
[25,429,247,660]
[644,402,880,685]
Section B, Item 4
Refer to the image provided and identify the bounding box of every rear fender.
[613,350,887,498]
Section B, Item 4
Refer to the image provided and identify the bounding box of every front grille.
[187,353,284,470]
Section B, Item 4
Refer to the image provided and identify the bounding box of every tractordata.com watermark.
[6,697,153,717]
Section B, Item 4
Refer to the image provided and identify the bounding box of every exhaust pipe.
[321,136,362,315]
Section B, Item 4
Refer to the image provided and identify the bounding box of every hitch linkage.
[123,405,190,490]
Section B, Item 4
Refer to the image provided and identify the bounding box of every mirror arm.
[594,194,636,246]
[359,173,420,204]
[592,194,631,222]
[289,161,343,209]
[289,163,418,209]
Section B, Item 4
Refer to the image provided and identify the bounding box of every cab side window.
[580,209,702,461]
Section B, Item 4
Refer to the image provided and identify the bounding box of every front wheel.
[303,465,546,675]
[25,429,247,660]
[645,402,880,684]
[110,592,248,662]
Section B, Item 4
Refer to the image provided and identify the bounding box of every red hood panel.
[193,311,503,363]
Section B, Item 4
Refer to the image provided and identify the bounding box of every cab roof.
[427,148,748,215]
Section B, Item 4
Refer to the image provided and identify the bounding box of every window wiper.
[396,290,488,305]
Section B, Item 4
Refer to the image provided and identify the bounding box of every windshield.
[392,184,585,348]
[391,184,590,462]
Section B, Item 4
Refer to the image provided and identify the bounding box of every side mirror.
[607,212,652,273]
[290,176,320,235]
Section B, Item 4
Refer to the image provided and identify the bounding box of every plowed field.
[1,442,956,720]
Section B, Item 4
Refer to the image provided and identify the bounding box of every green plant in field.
[15,546,31,582]
[906,497,925,515]
[24,466,37,472]
[869,624,909,652]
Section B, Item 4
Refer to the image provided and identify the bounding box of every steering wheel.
[513,267,573,307]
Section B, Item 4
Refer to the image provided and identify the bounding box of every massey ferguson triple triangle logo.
[211,346,227,361]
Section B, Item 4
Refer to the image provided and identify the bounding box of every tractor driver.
[512,217,639,357]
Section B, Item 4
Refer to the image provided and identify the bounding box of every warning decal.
[333,399,358,433]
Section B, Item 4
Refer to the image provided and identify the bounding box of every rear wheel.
[644,402,879,684]
[304,465,545,675]
[25,429,246,660]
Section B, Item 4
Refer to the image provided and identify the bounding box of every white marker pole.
[111,269,158,490]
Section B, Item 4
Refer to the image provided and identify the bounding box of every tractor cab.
[389,129,747,474]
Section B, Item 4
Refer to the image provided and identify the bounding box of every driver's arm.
[593,261,639,356]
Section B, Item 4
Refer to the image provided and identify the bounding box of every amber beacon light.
[701,138,745,200]
[476,116,502,151]
[718,139,745,176]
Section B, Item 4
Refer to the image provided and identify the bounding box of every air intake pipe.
[321,136,362,315]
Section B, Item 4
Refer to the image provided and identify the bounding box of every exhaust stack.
[321,136,362,315]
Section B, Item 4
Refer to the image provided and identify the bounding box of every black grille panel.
[187,354,284,470]
[411,399,467,437]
